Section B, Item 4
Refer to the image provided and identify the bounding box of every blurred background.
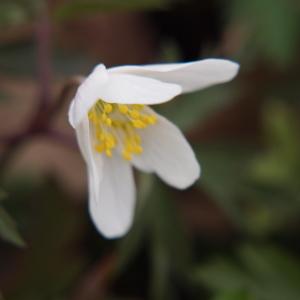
[0,0,300,299]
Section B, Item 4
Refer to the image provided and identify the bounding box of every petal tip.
[100,225,131,239]
[218,59,240,81]
[175,162,201,190]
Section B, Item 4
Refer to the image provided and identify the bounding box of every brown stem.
[36,5,52,111]
[0,6,83,177]
[71,252,117,300]
[46,129,77,150]
[48,76,83,119]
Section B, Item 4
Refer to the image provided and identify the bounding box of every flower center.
[88,99,157,160]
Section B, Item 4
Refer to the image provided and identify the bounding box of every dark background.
[0,0,300,299]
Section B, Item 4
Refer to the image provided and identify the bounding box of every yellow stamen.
[89,99,156,160]
[118,104,129,114]
[129,110,140,119]
[103,103,113,113]
[132,120,146,128]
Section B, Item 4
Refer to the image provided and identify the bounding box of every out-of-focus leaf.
[158,85,238,131]
[149,182,191,300]
[231,0,300,66]
[0,205,25,247]
[213,290,254,300]
[0,0,41,25]
[250,101,300,189]
[149,182,191,273]
[150,236,173,300]
[117,173,155,272]
[0,189,6,201]
[194,257,251,291]
[3,177,86,300]
[55,0,169,20]
[195,134,300,236]
[0,2,27,26]
[239,245,300,300]
[195,144,255,218]
[194,244,300,300]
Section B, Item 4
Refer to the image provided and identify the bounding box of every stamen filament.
[88,99,157,160]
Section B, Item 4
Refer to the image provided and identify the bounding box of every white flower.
[68,59,239,238]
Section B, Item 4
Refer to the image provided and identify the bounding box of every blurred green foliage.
[0,0,41,26]
[196,245,300,300]
[1,0,300,299]
[0,189,25,247]
[250,102,300,190]
[230,0,300,66]
[0,205,25,248]
[2,178,86,300]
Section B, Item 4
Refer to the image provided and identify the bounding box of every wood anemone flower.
[68,59,239,238]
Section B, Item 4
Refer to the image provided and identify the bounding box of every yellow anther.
[118,104,129,114]
[100,133,107,141]
[147,115,157,124]
[132,120,146,128]
[105,135,116,148]
[88,111,98,123]
[103,103,113,113]
[129,110,140,119]
[95,144,105,153]
[132,104,144,110]
[88,111,94,119]
[89,100,157,161]
[105,117,112,126]
[122,150,132,161]
[133,145,143,154]
[105,149,112,157]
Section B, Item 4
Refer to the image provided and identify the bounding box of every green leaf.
[117,173,155,272]
[0,0,42,25]
[150,237,174,300]
[231,0,300,66]
[149,182,191,272]
[0,205,25,247]
[195,144,255,217]
[54,0,169,20]
[238,245,300,300]
[194,245,300,300]
[250,101,300,189]
[0,2,27,26]
[0,189,6,201]
[148,182,191,299]
[213,290,254,300]
[194,257,252,291]
[3,178,86,300]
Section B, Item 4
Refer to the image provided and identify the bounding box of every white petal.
[69,64,109,128]
[69,64,182,127]
[109,59,239,93]
[75,117,103,202]
[97,73,182,106]
[132,112,200,189]
[89,155,136,239]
